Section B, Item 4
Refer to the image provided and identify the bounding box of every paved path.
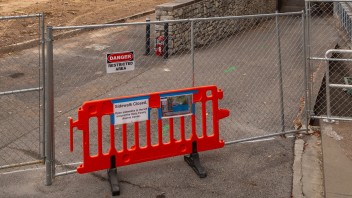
[0,138,294,197]
[320,120,352,198]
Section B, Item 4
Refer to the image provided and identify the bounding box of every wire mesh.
[194,14,305,140]
[51,13,307,175]
[307,1,352,119]
[0,15,43,172]
[51,20,193,173]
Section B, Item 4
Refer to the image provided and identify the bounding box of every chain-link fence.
[43,11,307,184]
[307,1,352,121]
[193,13,306,142]
[0,14,45,172]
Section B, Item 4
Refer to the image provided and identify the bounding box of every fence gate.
[43,11,310,185]
[192,12,308,143]
[306,0,352,121]
[0,14,45,172]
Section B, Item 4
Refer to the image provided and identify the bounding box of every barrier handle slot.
[69,117,74,152]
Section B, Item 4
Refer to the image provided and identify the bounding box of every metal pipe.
[163,22,169,59]
[145,18,150,55]
[224,129,307,145]
[329,84,352,88]
[55,170,77,177]
[275,11,285,132]
[321,49,350,121]
[0,87,43,96]
[310,57,352,62]
[302,11,309,134]
[52,11,303,30]
[305,0,352,2]
[45,26,54,186]
[325,49,352,58]
[0,160,43,170]
[40,12,46,161]
[306,1,313,120]
[311,115,352,121]
[38,14,42,162]
[0,14,41,20]
[325,58,332,121]
[191,20,195,87]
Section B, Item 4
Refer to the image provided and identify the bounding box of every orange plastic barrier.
[69,85,229,174]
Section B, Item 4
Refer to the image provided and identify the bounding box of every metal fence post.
[163,22,169,59]
[45,26,54,186]
[40,12,46,160]
[325,60,332,121]
[145,18,150,55]
[302,11,309,131]
[275,11,285,132]
[305,1,313,118]
[191,20,195,87]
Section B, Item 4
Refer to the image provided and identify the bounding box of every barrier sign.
[161,94,192,118]
[106,51,135,73]
[112,96,149,125]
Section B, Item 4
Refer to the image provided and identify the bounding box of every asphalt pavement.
[0,138,294,198]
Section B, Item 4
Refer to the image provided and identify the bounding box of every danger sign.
[106,51,135,73]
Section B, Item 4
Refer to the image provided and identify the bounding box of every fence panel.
[307,1,352,120]
[0,14,44,172]
[49,20,193,175]
[194,13,306,141]
[49,13,308,179]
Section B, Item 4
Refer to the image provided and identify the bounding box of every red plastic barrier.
[69,85,229,174]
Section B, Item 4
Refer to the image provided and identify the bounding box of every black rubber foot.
[108,168,120,196]
[184,152,207,178]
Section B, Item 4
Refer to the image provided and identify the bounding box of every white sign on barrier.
[113,97,149,125]
[106,51,135,73]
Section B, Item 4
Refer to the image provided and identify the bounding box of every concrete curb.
[0,9,155,54]
[292,134,324,198]
[301,135,324,197]
[292,138,304,198]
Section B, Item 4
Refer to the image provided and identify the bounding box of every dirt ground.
[0,0,169,47]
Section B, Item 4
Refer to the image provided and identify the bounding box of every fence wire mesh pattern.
[47,12,307,175]
[0,14,44,171]
[193,15,306,141]
[307,1,352,120]
[51,22,193,174]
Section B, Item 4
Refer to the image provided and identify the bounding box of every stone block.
[154,0,276,54]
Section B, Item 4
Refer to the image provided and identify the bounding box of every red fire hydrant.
[156,36,165,56]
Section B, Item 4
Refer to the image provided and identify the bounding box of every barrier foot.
[108,168,120,196]
[184,141,207,178]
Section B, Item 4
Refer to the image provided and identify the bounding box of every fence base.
[184,141,207,178]
[108,168,120,196]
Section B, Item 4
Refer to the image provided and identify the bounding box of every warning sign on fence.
[112,97,149,125]
[106,51,135,73]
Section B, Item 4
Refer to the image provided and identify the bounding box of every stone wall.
[155,0,276,54]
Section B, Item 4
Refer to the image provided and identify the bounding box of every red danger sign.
[107,52,134,63]
[106,51,135,73]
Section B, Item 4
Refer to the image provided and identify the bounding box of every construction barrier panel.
[69,85,229,174]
